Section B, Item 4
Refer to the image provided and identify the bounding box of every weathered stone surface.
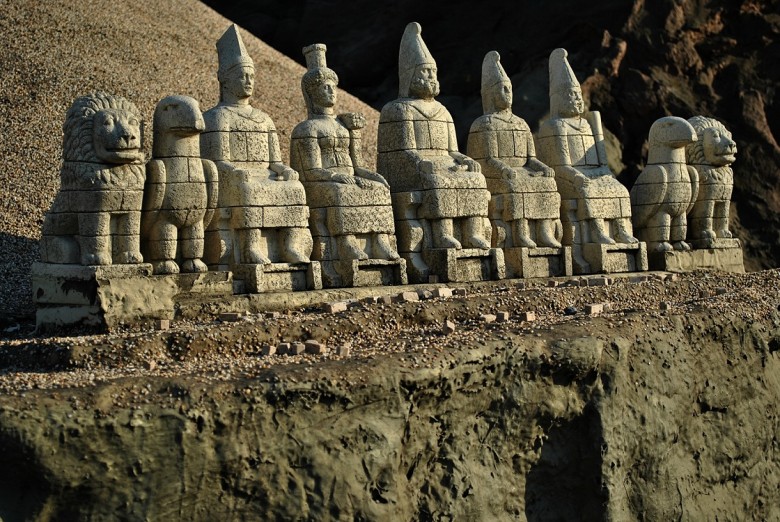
[686,116,739,250]
[40,93,146,267]
[648,246,744,273]
[291,43,405,288]
[536,49,643,274]
[201,25,313,275]
[377,22,497,283]
[630,116,698,254]
[503,246,573,279]
[467,51,563,258]
[141,95,218,275]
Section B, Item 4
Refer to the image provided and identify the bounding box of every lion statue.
[40,92,146,266]
[685,116,738,247]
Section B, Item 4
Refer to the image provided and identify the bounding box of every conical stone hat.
[398,22,436,97]
[548,48,580,97]
[481,50,510,113]
[217,24,254,77]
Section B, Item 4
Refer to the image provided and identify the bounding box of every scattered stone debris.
[219,312,242,322]
[547,280,559,288]
[453,288,468,297]
[290,342,306,355]
[276,342,291,355]
[496,311,510,322]
[418,289,434,300]
[716,287,727,295]
[588,277,611,287]
[443,320,456,335]
[305,340,328,355]
[379,295,394,305]
[336,344,351,357]
[433,288,453,298]
[155,319,170,331]
[660,302,672,311]
[519,311,536,322]
[480,314,497,324]
[564,306,577,316]
[394,291,419,303]
[324,301,348,314]
[262,345,277,356]
[585,303,605,315]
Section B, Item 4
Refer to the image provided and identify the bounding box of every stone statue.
[467,51,562,250]
[142,95,218,274]
[377,22,500,282]
[291,44,404,286]
[40,92,145,266]
[630,116,699,253]
[536,48,644,274]
[685,116,738,248]
[201,24,312,270]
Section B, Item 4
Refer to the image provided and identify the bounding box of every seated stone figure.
[468,51,562,250]
[685,115,738,248]
[290,44,400,287]
[40,92,146,266]
[378,23,495,282]
[536,48,641,273]
[201,24,312,270]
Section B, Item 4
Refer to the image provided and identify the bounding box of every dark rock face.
[202,0,780,270]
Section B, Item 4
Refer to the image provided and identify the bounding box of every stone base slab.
[504,246,573,279]
[581,242,648,274]
[648,247,744,273]
[322,258,408,288]
[416,248,505,283]
[233,262,322,294]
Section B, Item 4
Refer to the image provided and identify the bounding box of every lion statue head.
[62,92,144,165]
[686,116,737,168]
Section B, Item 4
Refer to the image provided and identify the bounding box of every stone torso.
[202,104,278,170]
[559,117,600,169]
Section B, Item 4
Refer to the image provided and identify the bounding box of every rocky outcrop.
[2,306,779,520]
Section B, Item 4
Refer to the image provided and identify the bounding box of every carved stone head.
[216,25,255,102]
[481,51,512,114]
[686,116,737,167]
[549,48,584,118]
[63,92,144,165]
[398,22,437,98]
[301,44,339,115]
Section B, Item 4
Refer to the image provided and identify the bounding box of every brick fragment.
[262,345,277,356]
[324,301,348,313]
[660,302,672,311]
[336,344,351,357]
[219,312,241,322]
[519,311,536,322]
[394,291,419,303]
[585,303,604,315]
[305,340,328,355]
[155,319,170,330]
[443,320,456,335]
[496,311,510,323]
[290,342,306,355]
[480,314,497,324]
[433,287,453,298]
[453,288,468,296]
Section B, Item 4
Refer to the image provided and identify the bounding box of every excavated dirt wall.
[1,306,779,520]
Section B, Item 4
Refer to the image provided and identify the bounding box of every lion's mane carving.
[41,92,147,265]
[685,115,738,245]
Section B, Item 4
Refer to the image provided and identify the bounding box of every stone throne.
[468,51,572,279]
[536,48,647,275]
[291,44,407,288]
[377,22,504,283]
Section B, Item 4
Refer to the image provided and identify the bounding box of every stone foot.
[115,251,144,264]
[82,251,112,266]
[718,229,733,238]
[653,242,673,252]
[614,220,638,244]
[591,219,616,245]
[437,234,462,249]
[246,247,271,264]
[153,260,180,274]
[672,241,691,251]
[536,221,562,248]
[375,234,400,260]
[181,258,208,273]
[338,235,368,261]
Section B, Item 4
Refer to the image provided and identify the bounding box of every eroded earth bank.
[1,270,779,520]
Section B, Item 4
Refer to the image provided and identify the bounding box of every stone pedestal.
[581,242,648,274]
[33,263,155,330]
[649,240,744,273]
[32,263,236,331]
[418,248,505,283]
[233,262,322,294]
[504,246,573,279]
[322,258,407,288]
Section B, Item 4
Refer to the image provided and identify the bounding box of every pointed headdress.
[481,50,511,113]
[398,22,436,97]
[217,24,254,78]
[301,43,339,113]
[548,48,580,97]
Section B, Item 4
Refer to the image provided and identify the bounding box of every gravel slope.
[0,0,380,318]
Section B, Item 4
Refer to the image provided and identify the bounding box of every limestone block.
[503,246,573,279]
[582,241,648,274]
[232,261,322,294]
[421,248,505,283]
[630,117,698,253]
[685,116,738,247]
[322,258,407,288]
[648,245,744,273]
[40,93,146,267]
